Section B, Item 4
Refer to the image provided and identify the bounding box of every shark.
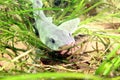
[31,0,80,51]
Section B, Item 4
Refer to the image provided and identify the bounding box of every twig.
[11,48,34,62]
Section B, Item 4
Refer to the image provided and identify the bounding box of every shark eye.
[50,38,55,44]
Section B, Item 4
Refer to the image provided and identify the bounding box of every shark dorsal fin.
[58,18,80,33]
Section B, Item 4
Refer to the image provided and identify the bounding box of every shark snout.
[59,42,75,50]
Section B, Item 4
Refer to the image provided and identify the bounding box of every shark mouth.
[58,34,88,55]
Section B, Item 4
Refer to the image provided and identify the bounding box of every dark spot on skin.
[36,0,40,4]
[69,33,72,36]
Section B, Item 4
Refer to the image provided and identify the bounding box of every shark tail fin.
[31,0,47,21]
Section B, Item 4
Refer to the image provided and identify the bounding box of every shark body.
[31,0,80,50]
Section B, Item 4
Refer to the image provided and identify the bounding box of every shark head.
[44,28,75,50]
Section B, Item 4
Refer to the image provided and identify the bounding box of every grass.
[0,0,120,80]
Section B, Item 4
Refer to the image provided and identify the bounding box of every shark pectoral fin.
[58,18,80,33]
